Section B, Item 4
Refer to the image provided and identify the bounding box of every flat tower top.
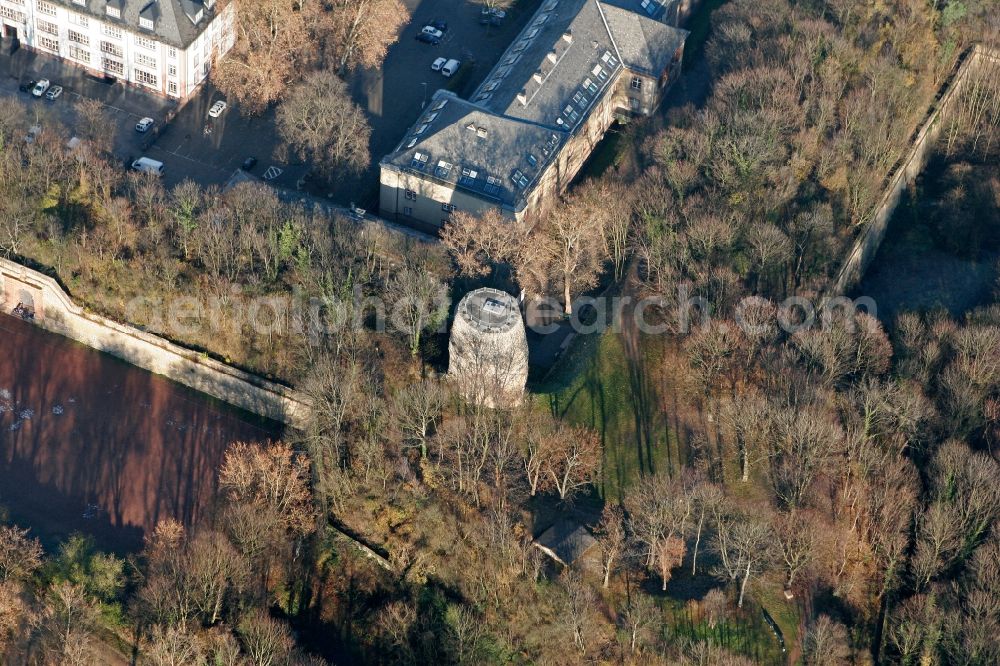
[458,288,521,333]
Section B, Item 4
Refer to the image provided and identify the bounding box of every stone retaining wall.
[830,45,1000,295]
[0,258,310,428]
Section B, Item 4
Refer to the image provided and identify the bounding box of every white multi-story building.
[0,0,234,100]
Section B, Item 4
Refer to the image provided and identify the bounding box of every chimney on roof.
[517,90,528,105]
[562,30,573,43]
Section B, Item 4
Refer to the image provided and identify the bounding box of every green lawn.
[536,328,674,501]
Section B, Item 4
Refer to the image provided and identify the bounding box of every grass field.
[536,325,677,501]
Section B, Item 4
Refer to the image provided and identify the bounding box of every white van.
[442,59,461,77]
[131,156,164,176]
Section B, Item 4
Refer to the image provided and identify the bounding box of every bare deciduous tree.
[277,71,372,177]
[593,504,627,588]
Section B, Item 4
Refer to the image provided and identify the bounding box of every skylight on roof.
[640,0,658,15]
[477,127,488,138]
[476,93,492,102]
[426,112,438,122]
[431,99,448,112]
[602,51,619,67]
[484,80,501,92]
[504,54,520,66]
[534,14,549,26]
[543,0,558,9]
[406,137,418,148]
[526,28,539,39]
[513,40,530,52]
[526,153,538,167]
[511,169,530,189]
[415,123,429,135]
[573,91,588,108]
[583,77,598,94]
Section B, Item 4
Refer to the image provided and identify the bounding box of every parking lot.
[0,44,304,190]
[348,0,544,203]
[0,0,540,204]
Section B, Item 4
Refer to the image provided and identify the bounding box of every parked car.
[429,19,448,32]
[442,59,462,77]
[32,79,51,97]
[480,7,506,24]
[416,32,440,45]
[431,57,447,71]
[131,156,164,176]
[208,100,227,118]
[421,26,444,39]
[135,117,155,133]
[45,85,63,100]
[19,79,37,93]
[241,156,258,171]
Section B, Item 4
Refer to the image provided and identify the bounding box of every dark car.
[415,32,440,45]
[241,156,258,171]
[430,19,448,32]
[19,79,37,93]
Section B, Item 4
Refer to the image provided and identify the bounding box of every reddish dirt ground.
[0,313,280,553]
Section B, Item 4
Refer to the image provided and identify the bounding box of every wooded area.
[1,0,999,663]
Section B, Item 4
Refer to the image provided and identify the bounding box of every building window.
[167,46,177,59]
[106,6,121,19]
[100,41,123,57]
[139,17,154,30]
[630,97,640,110]
[135,35,156,50]
[410,152,428,170]
[404,189,417,201]
[5,0,25,6]
[135,53,157,68]
[36,19,58,35]
[67,29,88,45]
[68,12,87,27]
[167,64,177,76]
[71,0,84,5]
[0,6,24,21]
[36,1,56,16]
[134,68,157,87]
[37,36,59,52]
[102,57,124,75]
[403,207,413,216]
[434,160,453,178]
[68,44,90,63]
[631,76,642,91]
[442,203,456,213]
[103,24,122,38]
[458,167,478,187]
[168,81,178,95]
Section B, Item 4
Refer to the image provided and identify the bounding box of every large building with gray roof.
[379,0,687,231]
[0,0,234,99]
